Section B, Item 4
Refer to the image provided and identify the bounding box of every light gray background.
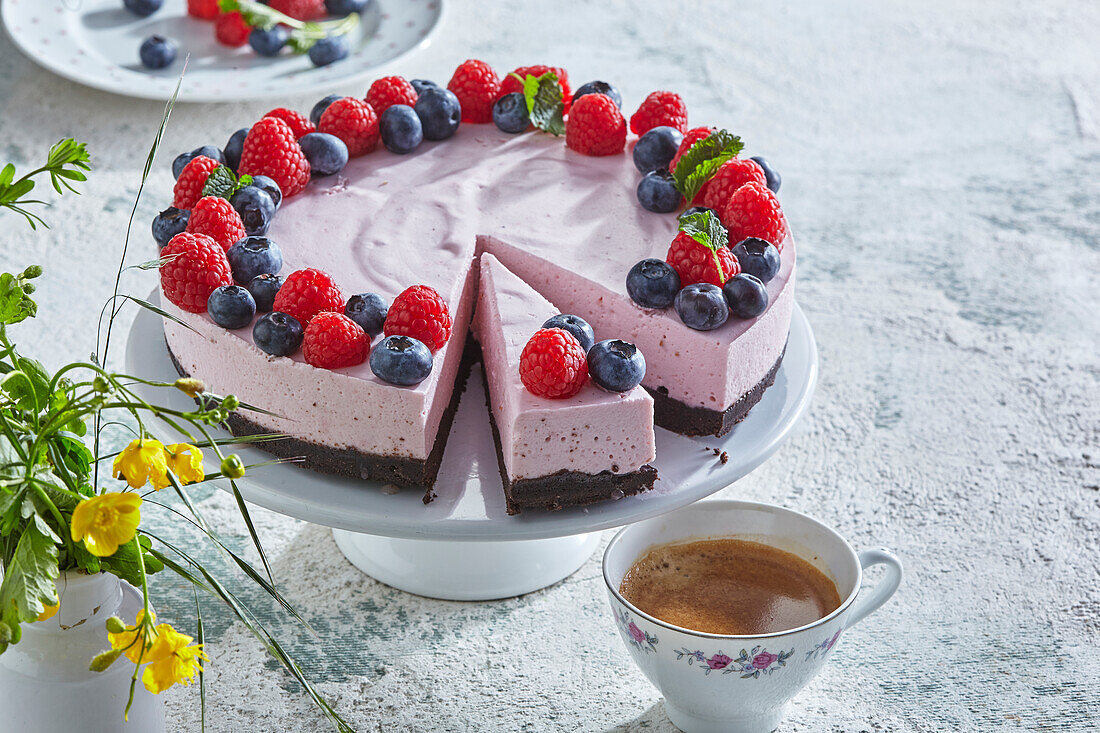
[1,0,1098,730]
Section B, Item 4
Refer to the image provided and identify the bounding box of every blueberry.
[626,258,680,309]
[227,236,283,284]
[229,185,276,236]
[123,0,163,17]
[542,314,595,353]
[250,175,282,209]
[308,35,349,67]
[731,237,781,284]
[140,35,177,70]
[674,283,729,331]
[678,206,718,222]
[310,94,344,126]
[414,87,461,141]
[572,81,622,109]
[223,128,249,172]
[723,274,769,319]
[637,169,681,213]
[207,285,256,330]
[633,126,683,174]
[152,207,189,247]
[298,132,349,177]
[174,146,223,177]
[409,79,439,96]
[379,105,423,154]
[325,0,369,16]
[253,311,303,356]
[247,274,283,313]
[249,25,289,57]
[171,151,195,179]
[587,339,646,392]
[492,92,530,134]
[749,156,780,193]
[345,293,388,336]
[369,335,433,386]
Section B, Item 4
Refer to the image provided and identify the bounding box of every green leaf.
[521,72,566,136]
[99,537,144,588]
[678,209,728,251]
[200,165,240,200]
[0,516,60,640]
[0,273,37,326]
[671,129,744,204]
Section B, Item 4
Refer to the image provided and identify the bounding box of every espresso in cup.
[619,538,842,635]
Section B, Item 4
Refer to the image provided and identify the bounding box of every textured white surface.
[0,0,1098,730]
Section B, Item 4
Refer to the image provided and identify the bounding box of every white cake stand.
[125,303,817,600]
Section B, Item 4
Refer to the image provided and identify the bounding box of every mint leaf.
[671,130,744,204]
[678,209,728,251]
[521,72,566,137]
[201,165,242,200]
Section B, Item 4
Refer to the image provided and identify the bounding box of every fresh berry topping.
[370,335,434,386]
[250,175,282,209]
[185,196,247,251]
[309,35,349,67]
[318,97,379,157]
[207,285,256,329]
[272,268,344,325]
[723,273,769,319]
[383,285,452,352]
[366,76,419,115]
[227,236,283,284]
[573,81,621,109]
[414,87,462,141]
[542,314,595,353]
[626,258,681,310]
[124,0,163,17]
[263,107,316,140]
[298,132,349,176]
[223,128,249,171]
[636,169,682,213]
[630,91,688,135]
[519,328,589,399]
[665,211,739,287]
[669,126,715,172]
[303,312,369,369]
[310,94,344,126]
[325,0,368,15]
[253,311,303,356]
[566,93,626,156]
[749,155,781,193]
[587,339,646,392]
[229,185,275,236]
[721,182,788,250]
[345,293,388,337]
[139,35,177,69]
[492,93,530,134]
[249,25,289,57]
[731,238,781,284]
[379,105,424,154]
[700,157,767,212]
[498,66,572,110]
[679,205,718,221]
[238,118,311,199]
[632,126,684,174]
[159,232,234,313]
[447,59,501,124]
[186,0,219,20]
[173,146,224,179]
[410,79,440,96]
[675,283,729,331]
[248,273,283,313]
[215,11,251,47]
[152,207,190,248]
[267,0,325,20]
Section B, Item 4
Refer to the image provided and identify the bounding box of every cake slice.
[473,254,657,514]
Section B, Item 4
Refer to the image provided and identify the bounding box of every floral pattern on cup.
[675,645,794,677]
[804,628,843,661]
[616,608,658,653]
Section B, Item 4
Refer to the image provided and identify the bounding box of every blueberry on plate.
[731,237,781,284]
[171,151,195,179]
[379,105,423,154]
[247,274,283,313]
[229,185,276,236]
[250,175,282,209]
[140,35,177,70]
[633,126,683,174]
[152,207,190,247]
[370,335,433,386]
[308,35,349,67]
[749,156,781,193]
[674,283,729,331]
[123,0,163,17]
[227,236,283,284]
[573,81,622,109]
[626,258,680,309]
[190,144,224,164]
[587,339,646,392]
[223,128,249,172]
[415,87,461,141]
[207,285,256,330]
[253,311,303,356]
[492,93,530,134]
[723,274,769,319]
[542,314,595,353]
[409,79,439,96]
[637,169,681,213]
[345,293,388,337]
[298,132,349,177]
[325,0,369,16]
[310,94,344,126]
[249,25,290,57]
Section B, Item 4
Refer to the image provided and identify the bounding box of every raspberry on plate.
[498,65,572,111]
[366,76,419,116]
[267,0,325,20]
[263,107,316,140]
[238,117,312,199]
[159,232,234,313]
[172,155,220,210]
[185,196,247,251]
[665,214,740,287]
[721,181,789,250]
[669,126,716,173]
[383,285,452,353]
[630,91,689,135]
[187,0,219,20]
[303,312,370,369]
[519,328,589,399]
[566,93,626,157]
[215,11,251,47]
[272,268,345,325]
[318,97,380,157]
[700,157,767,211]
[447,59,501,124]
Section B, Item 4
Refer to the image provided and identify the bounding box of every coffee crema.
[619,538,842,636]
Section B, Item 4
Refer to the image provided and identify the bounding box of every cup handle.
[846,548,903,627]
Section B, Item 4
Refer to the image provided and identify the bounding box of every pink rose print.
[752,651,779,670]
[706,653,733,670]
[617,609,658,653]
[628,622,646,644]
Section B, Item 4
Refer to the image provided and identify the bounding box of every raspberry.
[722,182,789,251]
[519,328,588,399]
[366,76,418,116]
[565,93,626,157]
[185,196,247,251]
[302,312,370,369]
[318,97,379,157]
[272,268,345,325]
[187,0,219,20]
[383,285,452,353]
[267,0,325,21]
[629,91,688,136]
[447,59,501,124]
[700,158,767,212]
[263,107,316,140]
[172,155,220,210]
[498,65,573,110]
[215,12,251,47]
[238,117,312,199]
[159,232,234,313]
[670,126,715,173]
[665,230,740,287]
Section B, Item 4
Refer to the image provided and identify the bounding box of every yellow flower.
[70,492,142,557]
[36,600,59,622]
[164,443,205,486]
[108,609,157,663]
[113,439,170,490]
[141,623,207,694]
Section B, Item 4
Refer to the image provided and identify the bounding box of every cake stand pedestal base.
[332,529,600,600]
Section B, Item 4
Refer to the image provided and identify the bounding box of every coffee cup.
[602,499,902,733]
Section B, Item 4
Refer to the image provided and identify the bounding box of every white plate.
[2,0,443,102]
[125,300,817,541]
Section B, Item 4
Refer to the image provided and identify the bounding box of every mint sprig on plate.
[517,72,566,136]
[200,165,253,201]
[672,129,744,204]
